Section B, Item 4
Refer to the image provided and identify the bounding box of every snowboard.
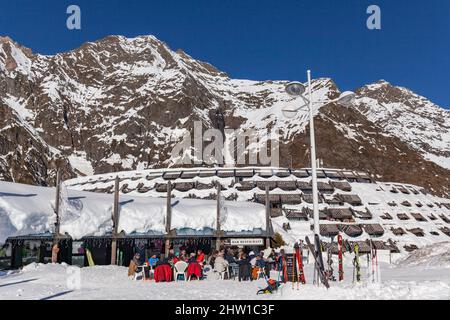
[86,249,95,267]
[305,236,330,288]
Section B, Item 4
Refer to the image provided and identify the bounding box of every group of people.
[128,246,290,282]
[128,248,207,281]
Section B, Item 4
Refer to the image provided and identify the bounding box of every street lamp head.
[285,81,306,97]
[281,108,298,119]
[336,91,356,107]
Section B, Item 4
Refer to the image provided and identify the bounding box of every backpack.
[256,279,280,294]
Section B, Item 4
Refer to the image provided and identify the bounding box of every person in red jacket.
[196,249,205,264]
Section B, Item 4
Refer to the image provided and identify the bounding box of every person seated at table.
[188,252,197,264]
[185,252,202,280]
[238,248,245,260]
[224,248,236,264]
[237,253,252,282]
[171,252,180,264]
[252,253,266,279]
[224,248,236,276]
[179,250,188,262]
[153,256,168,271]
[196,249,205,264]
[214,252,229,277]
[257,252,270,276]
[207,250,219,268]
[128,253,141,280]
[167,248,176,260]
[148,254,159,268]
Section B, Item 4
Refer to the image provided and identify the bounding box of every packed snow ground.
[1,244,450,300]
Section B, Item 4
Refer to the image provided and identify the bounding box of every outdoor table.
[187,262,202,280]
[154,264,173,282]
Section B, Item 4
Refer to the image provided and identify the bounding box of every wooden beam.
[216,182,221,250]
[52,168,62,263]
[165,181,172,257]
[110,176,120,265]
[266,185,270,247]
[54,168,62,240]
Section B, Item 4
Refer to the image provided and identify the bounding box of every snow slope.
[397,242,450,268]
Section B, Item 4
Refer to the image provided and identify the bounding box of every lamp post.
[283,70,355,239]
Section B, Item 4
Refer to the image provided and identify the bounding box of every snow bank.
[2,260,450,300]
[0,181,266,243]
[397,242,450,268]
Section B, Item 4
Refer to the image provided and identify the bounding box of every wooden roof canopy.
[327,208,354,220]
[362,224,384,236]
[334,194,363,206]
[329,180,352,191]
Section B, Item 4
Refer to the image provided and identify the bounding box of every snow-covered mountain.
[0,35,449,196]
[355,81,450,170]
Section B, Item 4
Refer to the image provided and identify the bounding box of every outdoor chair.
[134,265,145,281]
[142,265,152,281]
[202,264,214,279]
[229,262,239,280]
[173,261,188,281]
[216,267,230,280]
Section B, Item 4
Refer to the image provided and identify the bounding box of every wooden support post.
[165,239,171,258]
[216,182,221,250]
[110,176,120,265]
[165,181,172,257]
[54,168,62,239]
[52,168,62,263]
[265,185,271,248]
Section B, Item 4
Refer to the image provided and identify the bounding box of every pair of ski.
[291,241,306,290]
[323,235,344,283]
[369,239,378,283]
[305,235,330,289]
[352,242,361,283]
[305,234,367,285]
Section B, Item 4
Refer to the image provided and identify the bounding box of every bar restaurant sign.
[230,238,264,246]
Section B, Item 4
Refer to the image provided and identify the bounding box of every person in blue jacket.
[148,254,159,268]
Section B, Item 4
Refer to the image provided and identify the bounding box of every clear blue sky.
[1,0,449,108]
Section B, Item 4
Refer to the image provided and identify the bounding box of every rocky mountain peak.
[0,34,448,196]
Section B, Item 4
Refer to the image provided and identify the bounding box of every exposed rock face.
[0,35,448,195]
[280,103,450,197]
